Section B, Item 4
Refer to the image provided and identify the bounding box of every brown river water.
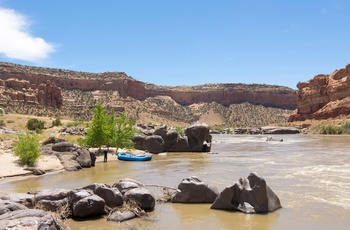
[0,134,349,230]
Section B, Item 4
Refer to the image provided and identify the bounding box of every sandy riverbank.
[0,146,120,184]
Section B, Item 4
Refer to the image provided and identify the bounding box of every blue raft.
[117,152,152,161]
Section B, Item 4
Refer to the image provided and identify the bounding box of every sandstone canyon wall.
[0,62,296,109]
[0,78,62,108]
[288,63,350,121]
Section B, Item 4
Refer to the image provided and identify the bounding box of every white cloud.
[0,8,55,62]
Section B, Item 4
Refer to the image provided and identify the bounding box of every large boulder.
[132,134,147,150]
[95,185,124,208]
[0,193,34,208]
[68,189,105,218]
[113,178,155,211]
[76,148,93,167]
[164,129,189,151]
[185,123,212,152]
[133,123,212,153]
[51,142,75,152]
[211,173,282,213]
[0,200,27,215]
[144,135,164,154]
[172,176,219,203]
[0,208,61,230]
[113,178,145,194]
[153,125,168,139]
[48,142,95,171]
[124,187,155,211]
[34,189,70,212]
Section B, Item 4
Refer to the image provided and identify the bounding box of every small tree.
[82,102,109,151]
[110,111,136,151]
[13,131,41,166]
[83,103,136,152]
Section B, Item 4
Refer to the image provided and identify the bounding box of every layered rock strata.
[289,63,350,121]
[0,62,296,109]
[0,77,62,108]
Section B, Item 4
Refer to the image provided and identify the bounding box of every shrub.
[26,118,45,131]
[341,121,350,134]
[314,124,344,134]
[66,119,83,127]
[0,120,5,127]
[176,126,185,136]
[13,131,41,166]
[52,117,62,127]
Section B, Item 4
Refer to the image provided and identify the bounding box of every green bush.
[176,126,185,136]
[52,117,62,127]
[341,121,350,134]
[13,132,41,166]
[66,119,83,127]
[26,118,45,131]
[314,124,344,134]
[0,120,5,127]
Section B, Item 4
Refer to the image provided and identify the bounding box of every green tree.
[109,111,136,151]
[82,102,109,151]
[13,131,41,166]
[83,103,136,152]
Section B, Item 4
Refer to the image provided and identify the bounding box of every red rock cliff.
[0,78,62,108]
[0,62,296,109]
[288,63,350,121]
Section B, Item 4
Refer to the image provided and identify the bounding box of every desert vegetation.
[312,121,350,134]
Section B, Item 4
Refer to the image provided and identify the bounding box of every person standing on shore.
[103,149,108,162]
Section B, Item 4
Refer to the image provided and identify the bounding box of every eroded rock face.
[289,63,350,121]
[0,62,296,110]
[0,78,62,108]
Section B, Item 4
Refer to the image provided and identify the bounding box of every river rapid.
[0,134,349,230]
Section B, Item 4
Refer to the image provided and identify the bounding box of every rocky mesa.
[0,62,296,110]
[289,63,350,121]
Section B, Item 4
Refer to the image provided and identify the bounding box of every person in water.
[103,149,108,162]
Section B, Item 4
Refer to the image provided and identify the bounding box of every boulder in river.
[113,178,155,211]
[172,176,219,203]
[0,201,60,230]
[211,172,282,213]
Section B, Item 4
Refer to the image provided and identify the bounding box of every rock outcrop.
[43,142,96,171]
[132,123,212,153]
[0,77,62,108]
[289,63,350,121]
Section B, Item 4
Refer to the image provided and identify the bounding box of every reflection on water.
[1,134,349,229]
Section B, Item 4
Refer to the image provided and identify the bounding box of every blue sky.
[0,0,349,89]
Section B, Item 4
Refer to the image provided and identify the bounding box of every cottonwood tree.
[83,102,136,152]
[109,111,136,151]
[83,102,109,152]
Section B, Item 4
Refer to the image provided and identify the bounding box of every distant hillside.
[0,62,296,127]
